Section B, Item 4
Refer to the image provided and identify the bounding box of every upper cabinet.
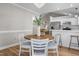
[50,16,78,25]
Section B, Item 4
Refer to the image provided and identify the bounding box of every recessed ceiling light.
[70,4,73,7]
[75,15,78,17]
[64,13,68,15]
[57,8,60,10]
[68,13,72,16]
[64,13,72,16]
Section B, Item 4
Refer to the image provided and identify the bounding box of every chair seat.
[48,41,57,49]
[21,41,31,48]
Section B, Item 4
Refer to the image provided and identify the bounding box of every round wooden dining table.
[24,34,54,41]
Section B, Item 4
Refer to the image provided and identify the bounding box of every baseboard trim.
[0,43,19,50]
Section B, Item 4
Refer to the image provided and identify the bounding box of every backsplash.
[61,25,79,30]
[49,23,79,30]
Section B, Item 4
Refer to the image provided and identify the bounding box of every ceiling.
[14,3,79,17]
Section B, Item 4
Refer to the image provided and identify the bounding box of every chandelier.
[34,3,45,8]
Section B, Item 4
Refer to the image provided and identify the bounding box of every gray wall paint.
[0,3,35,31]
[0,3,37,49]
[0,32,18,47]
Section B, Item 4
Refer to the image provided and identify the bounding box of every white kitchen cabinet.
[50,16,78,25]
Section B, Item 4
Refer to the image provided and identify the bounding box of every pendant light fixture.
[74,8,78,25]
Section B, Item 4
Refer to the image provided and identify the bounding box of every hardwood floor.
[0,45,79,56]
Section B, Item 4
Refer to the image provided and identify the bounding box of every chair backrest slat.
[52,31,60,46]
[31,38,48,56]
[54,34,60,45]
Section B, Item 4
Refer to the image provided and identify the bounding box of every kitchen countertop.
[49,30,79,32]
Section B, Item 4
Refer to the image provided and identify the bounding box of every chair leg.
[29,48,31,56]
[19,46,21,56]
[56,48,59,56]
[77,36,79,47]
[69,36,72,49]
[51,48,58,56]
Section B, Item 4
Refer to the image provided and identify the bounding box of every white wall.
[0,3,38,50]
[0,3,36,30]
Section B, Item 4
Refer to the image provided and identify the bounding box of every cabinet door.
[61,31,71,47]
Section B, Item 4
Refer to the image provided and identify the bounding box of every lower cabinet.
[51,30,79,50]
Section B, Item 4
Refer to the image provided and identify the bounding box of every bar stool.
[69,35,79,49]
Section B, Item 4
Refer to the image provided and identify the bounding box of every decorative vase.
[45,25,48,29]
[37,26,40,36]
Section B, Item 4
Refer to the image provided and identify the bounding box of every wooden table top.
[24,34,54,40]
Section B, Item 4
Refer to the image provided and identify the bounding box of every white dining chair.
[18,33,31,56]
[31,38,48,56]
[48,34,60,56]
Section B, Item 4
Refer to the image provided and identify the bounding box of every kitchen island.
[49,30,79,50]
